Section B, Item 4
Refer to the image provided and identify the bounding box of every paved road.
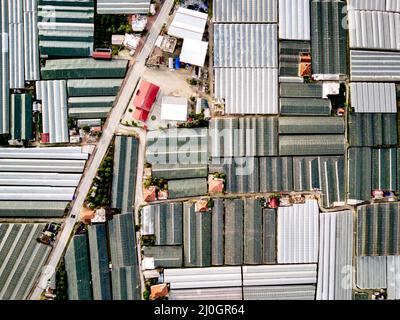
[29,0,175,300]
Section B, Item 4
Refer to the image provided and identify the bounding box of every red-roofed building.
[144,186,157,202]
[195,199,209,212]
[158,189,169,200]
[41,133,50,143]
[150,284,169,300]
[208,175,224,194]
[133,81,160,122]
[80,207,95,224]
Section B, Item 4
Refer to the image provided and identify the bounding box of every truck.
[92,48,112,60]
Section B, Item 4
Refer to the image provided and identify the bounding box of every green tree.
[143,290,150,300]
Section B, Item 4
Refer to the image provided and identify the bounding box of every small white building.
[92,207,107,223]
[161,96,188,121]
[180,38,208,67]
[124,33,140,50]
[131,14,147,32]
[112,35,125,45]
[168,7,208,41]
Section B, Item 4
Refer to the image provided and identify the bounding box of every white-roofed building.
[36,80,69,144]
[168,7,208,41]
[161,96,188,121]
[350,82,397,113]
[97,0,151,14]
[180,38,208,67]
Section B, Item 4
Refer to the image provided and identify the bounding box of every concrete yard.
[123,66,198,130]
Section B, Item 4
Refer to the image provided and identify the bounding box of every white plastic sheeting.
[8,0,25,89]
[356,256,387,289]
[242,264,318,286]
[387,256,400,300]
[356,255,400,299]
[348,0,387,11]
[37,22,94,47]
[0,147,89,160]
[317,211,354,300]
[9,23,24,88]
[164,267,242,289]
[0,159,86,172]
[348,0,400,11]
[350,82,397,113]
[37,80,69,143]
[213,0,278,23]
[1,1,10,135]
[277,199,319,264]
[0,147,87,201]
[243,285,316,300]
[214,68,279,114]
[387,0,400,11]
[0,172,81,186]
[279,0,310,40]
[348,10,400,51]
[141,205,155,236]
[7,0,39,87]
[97,0,151,14]
[165,265,318,299]
[214,23,278,68]
[169,287,243,300]
[350,50,400,81]
[24,1,40,81]
[0,186,76,201]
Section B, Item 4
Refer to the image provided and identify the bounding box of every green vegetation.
[141,235,156,247]
[151,115,156,121]
[143,176,167,190]
[94,15,133,48]
[82,126,91,133]
[68,118,75,130]
[207,0,213,19]
[178,110,209,128]
[187,78,200,86]
[36,112,43,135]
[86,147,114,209]
[269,193,281,199]
[55,259,68,300]
[354,292,369,300]
[143,290,150,300]
[144,162,152,169]
[111,45,122,56]
[143,278,158,300]
[213,172,226,180]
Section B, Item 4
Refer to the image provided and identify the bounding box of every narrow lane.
[29,0,175,299]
